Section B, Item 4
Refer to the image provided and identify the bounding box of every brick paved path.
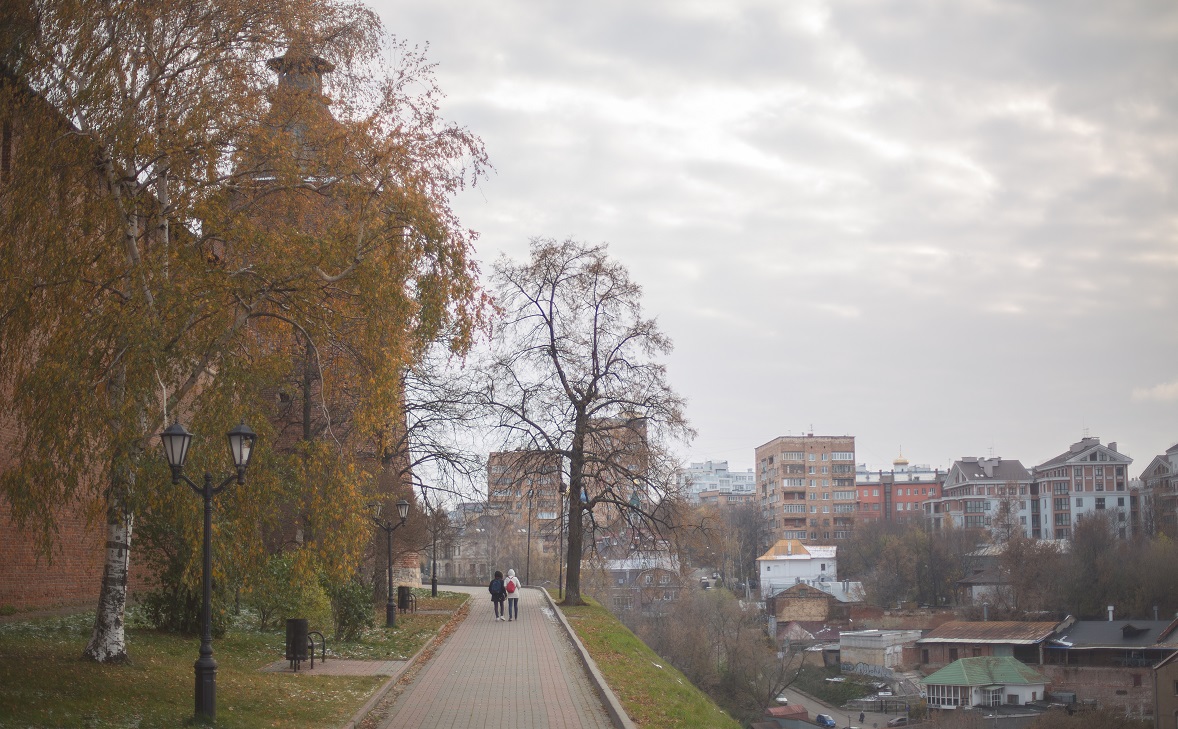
[374,585,614,729]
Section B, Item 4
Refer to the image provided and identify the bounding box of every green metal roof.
[920,656,1046,687]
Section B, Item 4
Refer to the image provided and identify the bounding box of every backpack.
[506,578,516,594]
[490,578,504,597]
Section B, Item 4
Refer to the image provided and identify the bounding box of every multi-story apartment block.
[676,460,755,504]
[925,457,1034,537]
[1136,442,1177,537]
[755,434,856,546]
[856,454,944,522]
[487,450,564,525]
[1033,437,1133,540]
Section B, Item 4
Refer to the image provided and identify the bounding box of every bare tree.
[479,238,692,605]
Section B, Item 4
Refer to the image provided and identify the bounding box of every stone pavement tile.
[375,585,614,729]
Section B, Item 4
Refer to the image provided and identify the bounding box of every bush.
[329,576,375,641]
[245,552,331,631]
[140,567,231,637]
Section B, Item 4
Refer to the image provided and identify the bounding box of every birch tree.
[481,238,692,605]
[0,0,486,661]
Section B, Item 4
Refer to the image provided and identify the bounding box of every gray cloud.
[379,0,1178,470]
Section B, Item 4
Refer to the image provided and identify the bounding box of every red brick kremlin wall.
[0,497,106,611]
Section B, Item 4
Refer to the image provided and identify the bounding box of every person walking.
[488,570,507,621]
[505,569,522,621]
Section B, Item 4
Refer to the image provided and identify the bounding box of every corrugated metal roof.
[920,656,1046,687]
[917,621,1057,645]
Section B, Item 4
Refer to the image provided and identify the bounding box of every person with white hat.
[505,568,522,621]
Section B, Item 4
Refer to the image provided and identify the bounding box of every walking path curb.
[538,588,637,729]
[339,600,471,729]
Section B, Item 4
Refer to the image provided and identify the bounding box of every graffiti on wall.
[841,662,896,680]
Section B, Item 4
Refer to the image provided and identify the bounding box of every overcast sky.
[374,0,1178,474]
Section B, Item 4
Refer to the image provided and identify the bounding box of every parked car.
[886,718,909,727]
[815,714,837,728]
[774,694,789,705]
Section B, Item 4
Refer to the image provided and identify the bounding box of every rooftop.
[1051,618,1178,649]
[918,621,1058,645]
[921,656,1046,687]
[757,539,837,561]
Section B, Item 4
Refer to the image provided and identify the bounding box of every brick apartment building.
[924,456,1034,538]
[1139,442,1178,538]
[1033,437,1133,540]
[756,434,856,546]
[855,453,943,523]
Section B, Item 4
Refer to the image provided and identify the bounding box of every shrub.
[140,564,231,637]
[328,576,375,641]
[245,552,331,631]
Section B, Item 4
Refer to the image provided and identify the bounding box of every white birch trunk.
[83,499,133,663]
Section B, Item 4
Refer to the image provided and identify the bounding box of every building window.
[1095,498,1105,510]
[1076,498,1083,508]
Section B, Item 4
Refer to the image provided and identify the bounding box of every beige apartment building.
[756,434,856,547]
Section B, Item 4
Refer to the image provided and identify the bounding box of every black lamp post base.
[385,602,397,628]
[431,575,438,597]
[194,658,217,722]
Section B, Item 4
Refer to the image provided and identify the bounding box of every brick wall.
[0,496,105,610]
[1040,664,1153,714]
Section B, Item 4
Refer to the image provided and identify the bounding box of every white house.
[757,539,837,597]
[920,656,1048,709]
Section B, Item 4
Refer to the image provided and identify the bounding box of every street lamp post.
[371,499,410,628]
[430,502,439,597]
[525,488,535,585]
[159,420,257,724]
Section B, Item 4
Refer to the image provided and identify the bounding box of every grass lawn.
[556,594,741,729]
[0,589,467,728]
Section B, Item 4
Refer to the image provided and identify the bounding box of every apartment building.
[487,450,564,525]
[756,434,856,545]
[1139,442,1178,538]
[1033,437,1133,540]
[675,460,755,504]
[924,457,1034,537]
[856,454,944,523]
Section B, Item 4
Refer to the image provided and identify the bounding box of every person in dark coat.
[488,570,507,621]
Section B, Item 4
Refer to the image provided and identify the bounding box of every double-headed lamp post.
[159,420,257,724]
[430,504,439,597]
[370,499,410,628]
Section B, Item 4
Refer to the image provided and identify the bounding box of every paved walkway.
[373,585,615,729]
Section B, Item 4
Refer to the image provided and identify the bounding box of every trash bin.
[285,618,308,668]
[397,585,412,611]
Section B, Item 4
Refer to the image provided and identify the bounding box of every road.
[777,684,910,729]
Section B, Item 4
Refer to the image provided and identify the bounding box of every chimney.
[1109,442,1118,453]
[1108,605,1115,622]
